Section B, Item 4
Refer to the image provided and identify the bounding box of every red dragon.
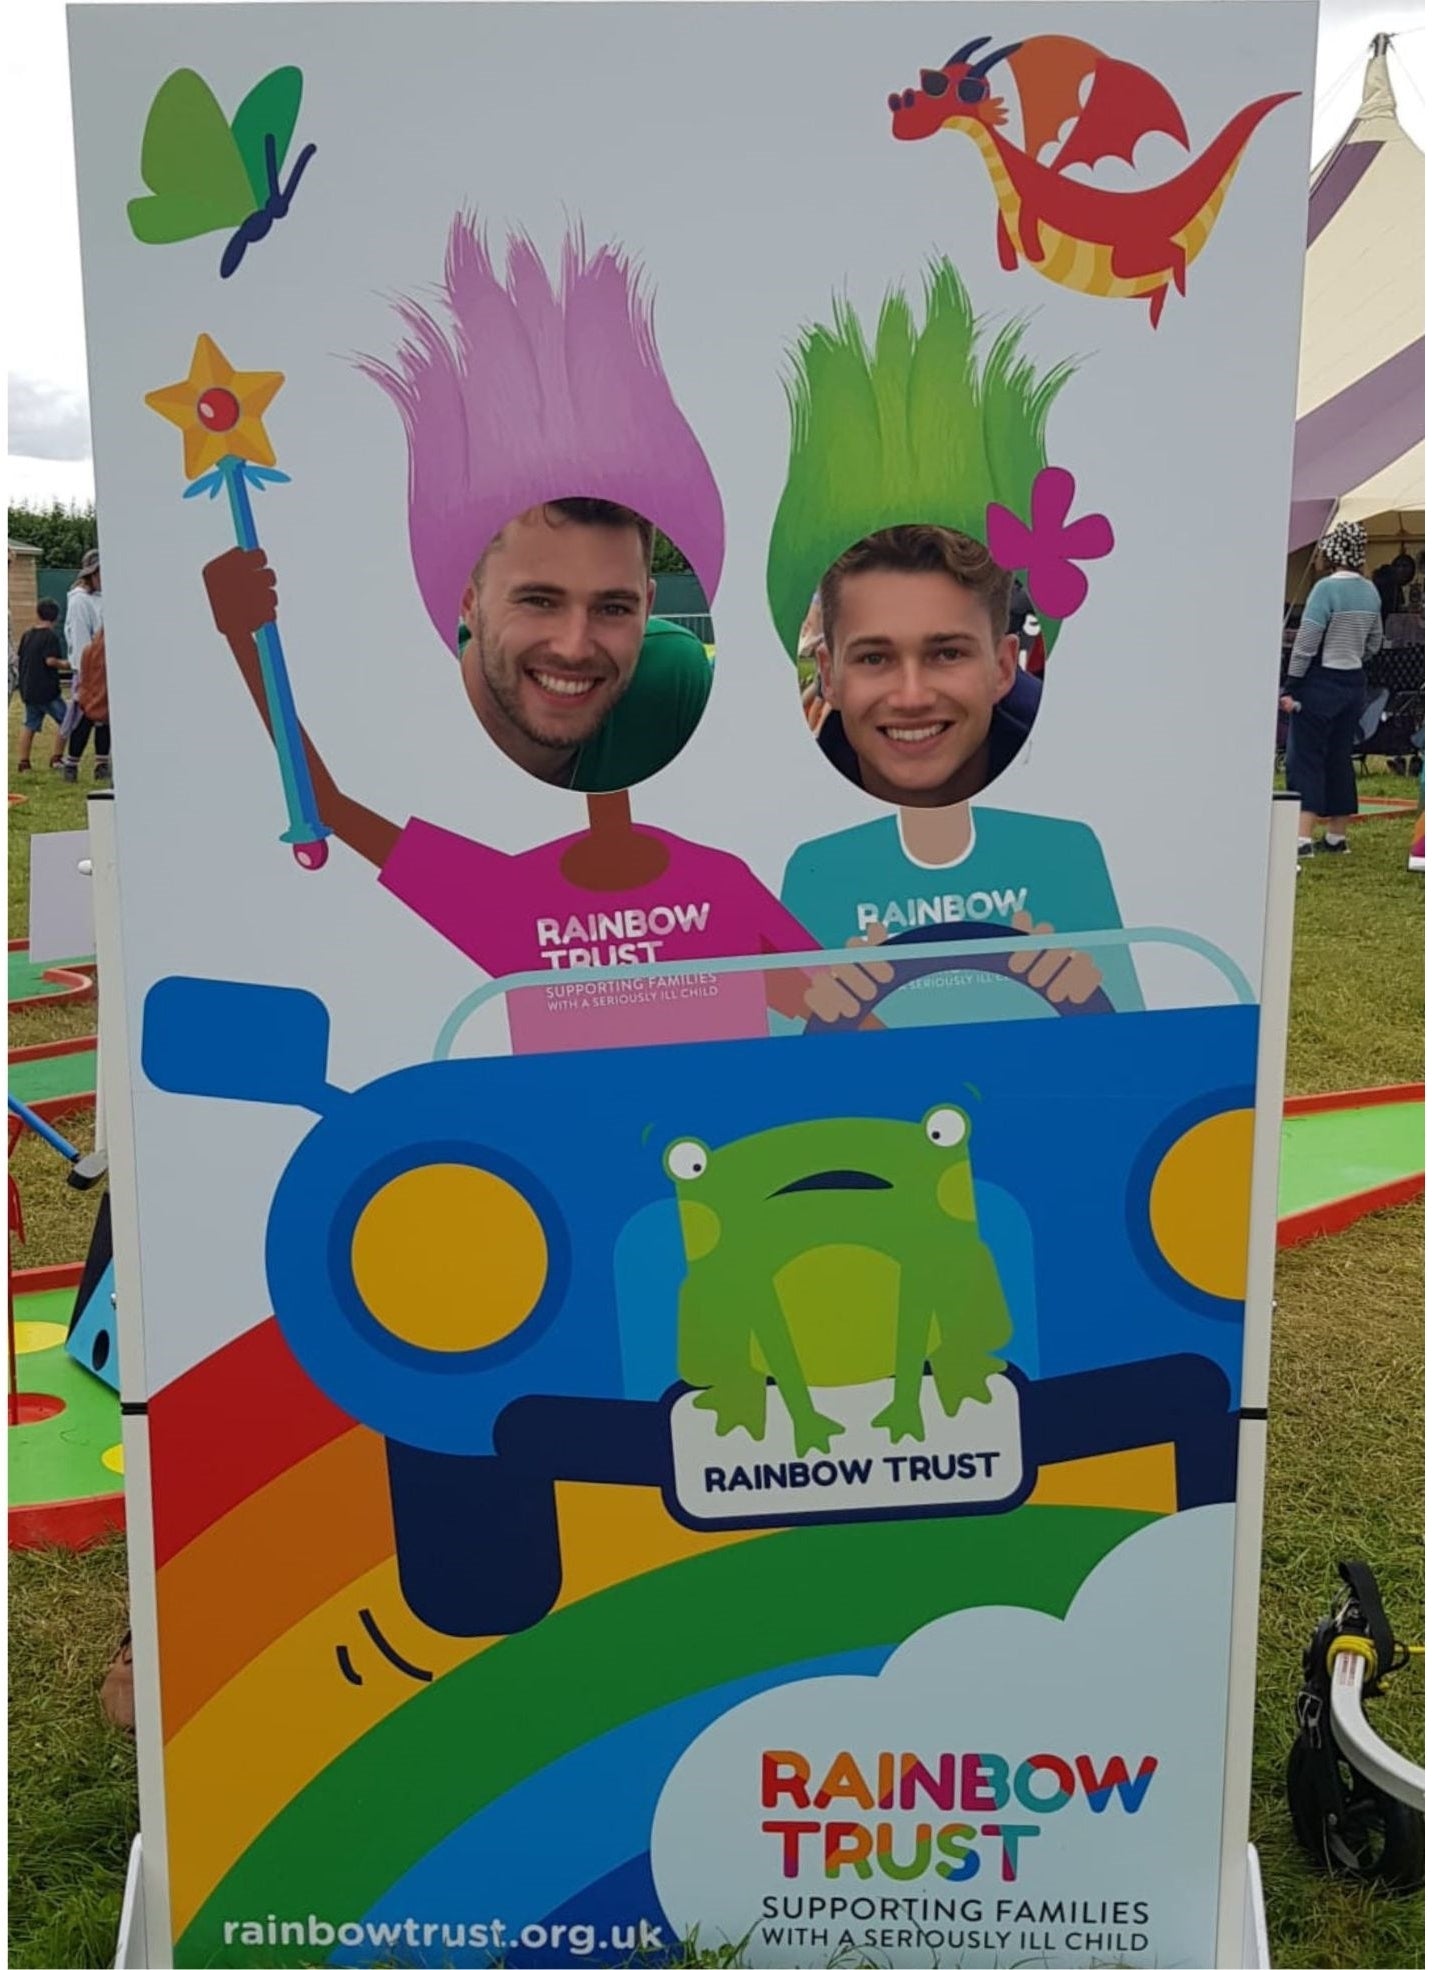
[889,34,1298,327]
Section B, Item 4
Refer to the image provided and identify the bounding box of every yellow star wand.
[147,334,330,870]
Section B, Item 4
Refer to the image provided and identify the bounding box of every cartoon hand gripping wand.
[147,334,331,869]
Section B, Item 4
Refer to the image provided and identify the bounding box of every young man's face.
[460,510,653,775]
[818,567,1018,806]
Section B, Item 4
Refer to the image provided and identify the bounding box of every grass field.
[7,700,1424,1968]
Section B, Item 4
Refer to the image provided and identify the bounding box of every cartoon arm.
[1012,827,1144,1012]
[746,877,835,1024]
[761,866,891,1028]
[1006,908,1105,1004]
[203,547,398,868]
[803,923,895,1026]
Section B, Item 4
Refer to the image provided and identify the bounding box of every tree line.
[9,501,692,575]
[8,501,99,568]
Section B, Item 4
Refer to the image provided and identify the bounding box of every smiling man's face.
[460,506,654,780]
[819,565,1017,806]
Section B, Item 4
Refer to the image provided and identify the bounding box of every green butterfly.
[127,67,317,279]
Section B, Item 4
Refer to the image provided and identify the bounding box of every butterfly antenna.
[279,142,318,209]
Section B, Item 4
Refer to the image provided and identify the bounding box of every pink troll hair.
[357,215,725,646]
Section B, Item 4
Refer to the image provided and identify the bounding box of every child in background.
[14,599,68,773]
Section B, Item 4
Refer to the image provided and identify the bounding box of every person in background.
[1282,519,1382,858]
[1407,552,1425,618]
[1009,576,1049,677]
[1372,559,1402,621]
[61,549,104,774]
[67,626,111,784]
[797,593,830,735]
[1372,549,1417,621]
[14,599,69,772]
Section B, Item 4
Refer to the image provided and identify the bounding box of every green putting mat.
[8,947,92,1001]
[9,1287,122,1508]
[1279,1100,1425,1219]
[8,1045,96,1106]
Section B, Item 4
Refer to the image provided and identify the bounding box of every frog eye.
[924,1106,968,1149]
[664,1139,709,1181]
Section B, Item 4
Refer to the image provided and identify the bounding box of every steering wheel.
[804,920,1116,1031]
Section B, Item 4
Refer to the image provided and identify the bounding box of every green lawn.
[1282,785,1426,1095]
[7,700,1424,1968]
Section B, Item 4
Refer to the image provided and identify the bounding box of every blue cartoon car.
[142,930,1253,1639]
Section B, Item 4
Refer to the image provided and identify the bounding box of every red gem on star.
[196,387,241,433]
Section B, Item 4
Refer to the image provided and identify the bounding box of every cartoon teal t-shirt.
[780,807,1143,1026]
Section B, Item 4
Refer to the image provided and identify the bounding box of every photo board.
[68,5,1316,1963]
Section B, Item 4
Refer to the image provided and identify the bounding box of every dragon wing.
[1005,36,1190,170]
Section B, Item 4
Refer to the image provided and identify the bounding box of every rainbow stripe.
[151,1320,1175,1963]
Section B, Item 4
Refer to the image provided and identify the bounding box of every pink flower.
[986,467,1114,620]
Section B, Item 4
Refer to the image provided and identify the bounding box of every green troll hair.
[767,259,1075,659]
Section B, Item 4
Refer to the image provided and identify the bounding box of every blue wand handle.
[219,456,331,870]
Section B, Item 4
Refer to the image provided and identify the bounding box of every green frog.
[664,1105,1011,1456]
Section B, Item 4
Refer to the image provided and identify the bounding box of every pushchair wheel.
[1287,1723,1424,1894]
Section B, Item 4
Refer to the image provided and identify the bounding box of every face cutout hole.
[800,524,1039,809]
[454,497,715,795]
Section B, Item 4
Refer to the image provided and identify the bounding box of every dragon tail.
[1186,90,1299,208]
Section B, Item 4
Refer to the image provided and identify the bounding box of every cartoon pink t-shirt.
[379,819,821,1055]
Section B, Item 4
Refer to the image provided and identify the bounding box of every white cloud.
[9,376,92,462]
[651,1505,1237,1969]
[7,457,97,511]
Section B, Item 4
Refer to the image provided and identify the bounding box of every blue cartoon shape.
[142,971,1255,1637]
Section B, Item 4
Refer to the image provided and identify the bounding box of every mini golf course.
[1348,795,1419,822]
[1279,1086,1425,1248]
[9,1278,125,1550]
[7,941,1425,1549]
[10,939,116,1548]
[10,1038,97,1107]
[9,940,96,1013]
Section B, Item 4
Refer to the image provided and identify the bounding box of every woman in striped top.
[1282,520,1383,857]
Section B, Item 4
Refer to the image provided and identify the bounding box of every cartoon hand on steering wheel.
[803,915,1111,1028]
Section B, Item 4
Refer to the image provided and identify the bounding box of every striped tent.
[1289,35,1424,556]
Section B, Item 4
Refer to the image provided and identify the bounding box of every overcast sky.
[5,0,1426,511]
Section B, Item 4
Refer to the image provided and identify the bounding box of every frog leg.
[678,1267,769,1442]
[928,1240,1013,1416]
[751,1288,845,1458]
[871,1280,933,1444]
